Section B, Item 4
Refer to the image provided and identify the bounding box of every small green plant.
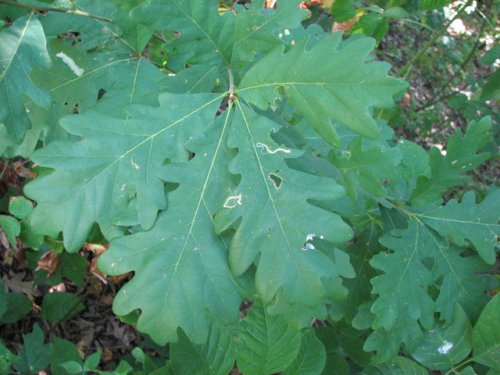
[0,0,498,373]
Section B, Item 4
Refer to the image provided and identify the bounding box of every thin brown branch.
[0,0,112,23]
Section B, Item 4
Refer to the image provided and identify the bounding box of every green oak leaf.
[0,291,32,323]
[25,93,223,251]
[329,137,402,198]
[0,339,16,375]
[367,220,493,361]
[0,14,52,143]
[239,34,406,145]
[25,41,168,152]
[342,227,380,322]
[230,0,308,67]
[39,0,117,50]
[316,327,350,375]
[131,0,307,70]
[50,338,82,375]
[98,110,241,345]
[283,330,327,375]
[361,356,429,375]
[236,301,302,375]
[411,117,493,206]
[131,0,235,69]
[4,1,166,157]
[110,0,156,54]
[40,292,85,322]
[170,322,237,375]
[0,215,20,249]
[14,325,52,375]
[8,196,34,220]
[472,294,500,370]
[417,191,500,265]
[410,305,472,371]
[215,102,352,312]
[398,140,431,180]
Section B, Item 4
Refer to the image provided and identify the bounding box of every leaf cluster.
[0,0,498,373]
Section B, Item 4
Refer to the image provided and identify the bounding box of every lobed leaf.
[330,137,402,198]
[410,117,493,206]
[410,305,472,371]
[239,34,406,145]
[170,322,236,375]
[0,14,51,143]
[98,109,241,345]
[418,190,500,265]
[26,94,223,251]
[215,102,352,312]
[236,301,302,375]
[131,0,307,70]
[283,330,327,375]
[14,325,52,375]
[367,220,493,361]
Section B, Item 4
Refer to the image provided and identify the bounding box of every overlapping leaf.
[329,138,402,198]
[361,357,429,375]
[472,294,500,370]
[410,117,493,205]
[170,322,236,375]
[418,191,500,264]
[3,1,167,157]
[0,14,52,143]
[215,102,352,311]
[410,305,472,370]
[239,34,406,145]
[367,220,493,361]
[236,301,302,375]
[98,109,241,345]
[25,94,223,251]
[6,0,458,363]
[283,330,326,375]
[131,0,308,70]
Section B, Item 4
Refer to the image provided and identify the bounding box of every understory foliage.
[0,0,498,374]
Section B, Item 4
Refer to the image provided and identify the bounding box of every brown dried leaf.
[84,243,108,256]
[0,231,9,249]
[333,17,358,32]
[90,257,108,284]
[36,251,61,277]
[12,160,36,179]
[264,0,277,8]
[1,272,40,297]
[101,348,113,363]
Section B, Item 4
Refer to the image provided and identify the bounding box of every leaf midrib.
[162,107,233,314]
[0,14,33,83]
[38,94,224,206]
[237,101,309,294]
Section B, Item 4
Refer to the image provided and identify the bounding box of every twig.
[0,0,112,23]
[228,67,236,102]
[415,17,487,112]
[0,161,8,180]
[398,0,473,79]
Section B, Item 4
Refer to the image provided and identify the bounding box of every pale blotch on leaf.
[302,233,320,251]
[437,341,453,354]
[256,142,291,155]
[130,158,140,170]
[56,52,84,77]
[223,194,243,209]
